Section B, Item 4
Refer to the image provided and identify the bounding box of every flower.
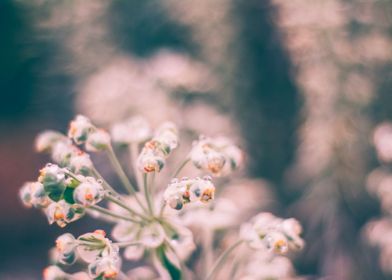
[190,136,243,176]
[68,152,93,175]
[136,122,179,173]
[73,177,104,206]
[111,116,152,144]
[55,233,77,265]
[35,130,67,153]
[19,181,50,208]
[88,255,121,280]
[77,230,117,263]
[68,115,95,145]
[240,212,304,254]
[85,129,111,152]
[45,200,84,228]
[164,176,215,210]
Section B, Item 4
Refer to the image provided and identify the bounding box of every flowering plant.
[20,115,304,280]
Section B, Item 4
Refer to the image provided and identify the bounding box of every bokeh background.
[1,0,392,279]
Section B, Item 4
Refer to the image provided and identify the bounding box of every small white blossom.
[77,230,116,263]
[154,121,179,151]
[111,116,152,144]
[240,212,304,254]
[68,115,95,145]
[85,129,111,152]
[19,181,50,208]
[190,136,243,176]
[45,200,84,228]
[88,255,121,280]
[55,233,77,265]
[164,177,215,210]
[35,130,67,153]
[73,177,104,206]
[69,152,93,174]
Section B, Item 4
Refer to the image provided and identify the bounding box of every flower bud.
[68,115,95,145]
[88,255,121,280]
[45,200,84,228]
[19,181,50,208]
[111,116,151,144]
[77,230,114,263]
[85,129,111,152]
[35,130,66,153]
[55,233,77,265]
[73,177,104,206]
[137,151,165,173]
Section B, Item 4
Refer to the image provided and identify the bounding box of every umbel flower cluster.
[20,115,305,280]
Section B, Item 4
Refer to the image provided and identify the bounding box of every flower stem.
[113,241,142,248]
[91,167,120,197]
[205,240,244,280]
[143,173,154,215]
[89,205,141,223]
[130,143,142,188]
[105,194,149,220]
[172,158,190,178]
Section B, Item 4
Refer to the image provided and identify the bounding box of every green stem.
[143,173,154,215]
[105,194,149,220]
[106,145,146,211]
[91,167,120,197]
[172,158,190,178]
[130,143,142,188]
[205,240,244,280]
[113,241,142,248]
[89,205,141,223]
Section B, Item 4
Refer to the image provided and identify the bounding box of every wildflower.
[73,177,104,206]
[88,255,121,280]
[68,115,95,145]
[68,152,93,175]
[55,233,77,265]
[164,176,215,210]
[77,230,117,263]
[38,164,67,201]
[136,122,179,173]
[85,129,111,152]
[111,116,152,144]
[51,140,77,166]
[190,136,243,176]
[19,181,50,208]
[35,130,67,153]
[240,212,304,254]
[45,200,84,228]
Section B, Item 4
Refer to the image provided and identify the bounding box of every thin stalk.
[89,205,141,223]
[130,143,142,189]
[172,158,190,178]
[205,240,244,280]
[114,241,142,248]
[159,201,167,218]
[91,167,120,197]
[106,145,137,194]
[143,173,154,215]
[106,145,146,210]
[202,229,214,274]
[105,194,149,220]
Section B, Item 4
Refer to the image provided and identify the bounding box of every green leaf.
[157,246,182,280]
[63,187,75,204]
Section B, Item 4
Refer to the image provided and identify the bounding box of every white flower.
[68,115,95,145]
[85,129,111,152]
[88,255,121,280]
[35,130,67,153]
[164,177,215,210]
[69,152,93,174]
[73,177,104,206]
[154,121,179,151]
[19,181,50,208]
[45,200,84,228]
[190,136,243,176]
[137,148,165,173]
[55,233,77,265]
[38,164,66,187]
[167,224,196,261]
[77,230,116,263]
[111,116,152,144]
[240,212,304,254]
[51,140,77,166]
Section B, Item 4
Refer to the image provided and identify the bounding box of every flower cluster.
[20,115,304,280]
[164,176,215,210]
[240,212,304,254]
[137,122,179,173]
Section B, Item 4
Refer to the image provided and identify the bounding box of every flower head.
[19,181,50,208]
[68,115,95,145]
[85,129,111,152]
[111,116,151,144]
[45,200,84,228]
[77,230,117,263]
[35,130,67,153]
[190,136,243,176]
[55,233,77,265]
[73,177,104,206]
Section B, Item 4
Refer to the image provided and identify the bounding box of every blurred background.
[1,0,392,279]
